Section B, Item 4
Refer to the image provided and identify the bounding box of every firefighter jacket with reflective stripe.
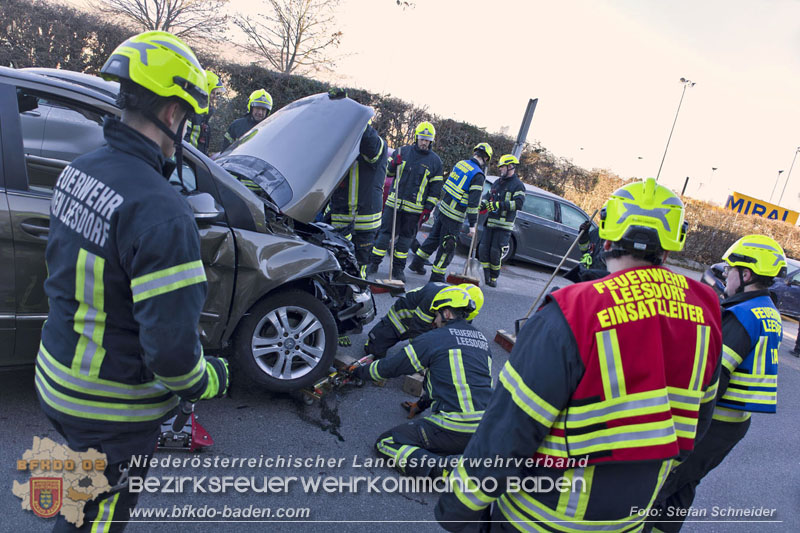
[543,266,722,464]
[578,226,607,270]
[434,281,721,532]
[716,290,779,414]
[485,174,525,230]
[384,282,449,337]
[357,319,492,433]
[329,125,388,232]
[222,114,260,150]
[184,111,211,154]
[385,144,444,215]
[439,158,485,225]
[36,117,212,436]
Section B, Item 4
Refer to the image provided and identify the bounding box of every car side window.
[17,91,105,195]
[522,194,555,221]
[790,269,800,284]
[560,203,588,230]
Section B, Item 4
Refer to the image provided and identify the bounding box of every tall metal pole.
[680,176,690,198]
[656,78,695,183]
[769,170,785,203]
[511,99,538,159]
[778,148,800,205]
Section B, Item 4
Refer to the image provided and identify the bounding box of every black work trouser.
[353,229,378,274]
[364,318,408,358]
[375,417,473,478]
[371,206,420,273]
[646,418,751,532]
[46,415,158,532]
[414,214,463,277]
[478,226,511,281]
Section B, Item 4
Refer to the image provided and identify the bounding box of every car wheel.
[502,237,516,264]
[233,290,337,392]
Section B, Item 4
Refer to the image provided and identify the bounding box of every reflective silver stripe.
[721,390,775,402]
[499,364,559,426]
[722,345,743,371]
[569,424,676,453]
[79,252,100,375]
[729,374,777,386]
[405,345,424,372]
[566,394,670,425]
[94,492,118,532]
[597,330,623,399]
[450,349,473,412]
[667,390,702,408]
[131,264,206,301]
[37,348,168,399]
[427,414,479,432]
[35,373,178,421]
[154,356,206,391]
[691,326,709,391]
[674,420,697,434]
[438,410,485,422]
[564,467,584,517]
[713,405,751,420]
[539,435,568,452]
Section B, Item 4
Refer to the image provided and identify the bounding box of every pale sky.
[70,0,800,209]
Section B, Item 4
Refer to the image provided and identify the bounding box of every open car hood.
[216,93,374,223]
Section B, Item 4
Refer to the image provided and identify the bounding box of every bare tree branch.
[234,0,342,75]
[90,0,229,42]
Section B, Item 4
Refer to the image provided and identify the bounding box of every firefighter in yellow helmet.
[222,88,273,150]
[185,69,225,155]
[436,178,723,532]
[477,153,525,286]
[647,234,785,532]
[367,121,444,282]
[410,142,492,282]
[37,31,228,531]
[353,286,492,478]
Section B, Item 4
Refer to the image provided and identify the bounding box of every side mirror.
[185,192,224,225]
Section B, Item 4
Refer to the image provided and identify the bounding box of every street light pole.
[778,147,800,205]
[656,77,696,183]
[769,170,785,203]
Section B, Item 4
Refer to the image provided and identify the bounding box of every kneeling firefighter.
[364,282,484,358]
[353,286,492,478]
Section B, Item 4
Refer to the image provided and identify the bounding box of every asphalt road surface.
[2,255,798,532]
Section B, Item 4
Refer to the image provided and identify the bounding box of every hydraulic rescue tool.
[157,400,214,451]
[301,355,374,404]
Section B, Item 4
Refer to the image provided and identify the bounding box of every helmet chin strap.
[142,108,188,189]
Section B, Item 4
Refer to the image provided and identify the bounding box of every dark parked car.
[0,66,391,392]
[455,177,596,270]
[701,258,800,320]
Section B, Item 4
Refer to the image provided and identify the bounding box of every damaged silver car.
[0,67,385,391]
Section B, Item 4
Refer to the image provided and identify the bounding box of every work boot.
[484,268,492,285]
[365,262,379,276]
[486,277,498,288]
[791,349,800,358]
[391,268,406,283]
[408,255,426,275]
[429,272,445,283]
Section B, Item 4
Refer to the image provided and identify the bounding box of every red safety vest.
[536,266,722,465]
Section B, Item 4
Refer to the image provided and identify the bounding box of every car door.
[557,202,592,268]
[515,193,563,265]
[774,268,800,319]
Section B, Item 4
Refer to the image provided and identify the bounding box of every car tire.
[233,290,337,392]
[502,237,516,264]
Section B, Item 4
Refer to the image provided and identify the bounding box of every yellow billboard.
[725,192,799,225]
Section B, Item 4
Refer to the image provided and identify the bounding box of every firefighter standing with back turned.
[647,235,784,533]
[435,178,723,532]
[366,121,444,282]
[409,143,492,282]
[353,286,492,478]
[477,154,525,287]
[35,31,229,532]
[329,120,389,278]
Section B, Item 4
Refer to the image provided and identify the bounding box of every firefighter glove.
[328,88,347,99]
[420,208,432,225]
[199,357,229,400]
[489,201,501,212]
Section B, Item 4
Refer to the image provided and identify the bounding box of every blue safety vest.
[717,294,779,413]
[443,159,482,207]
